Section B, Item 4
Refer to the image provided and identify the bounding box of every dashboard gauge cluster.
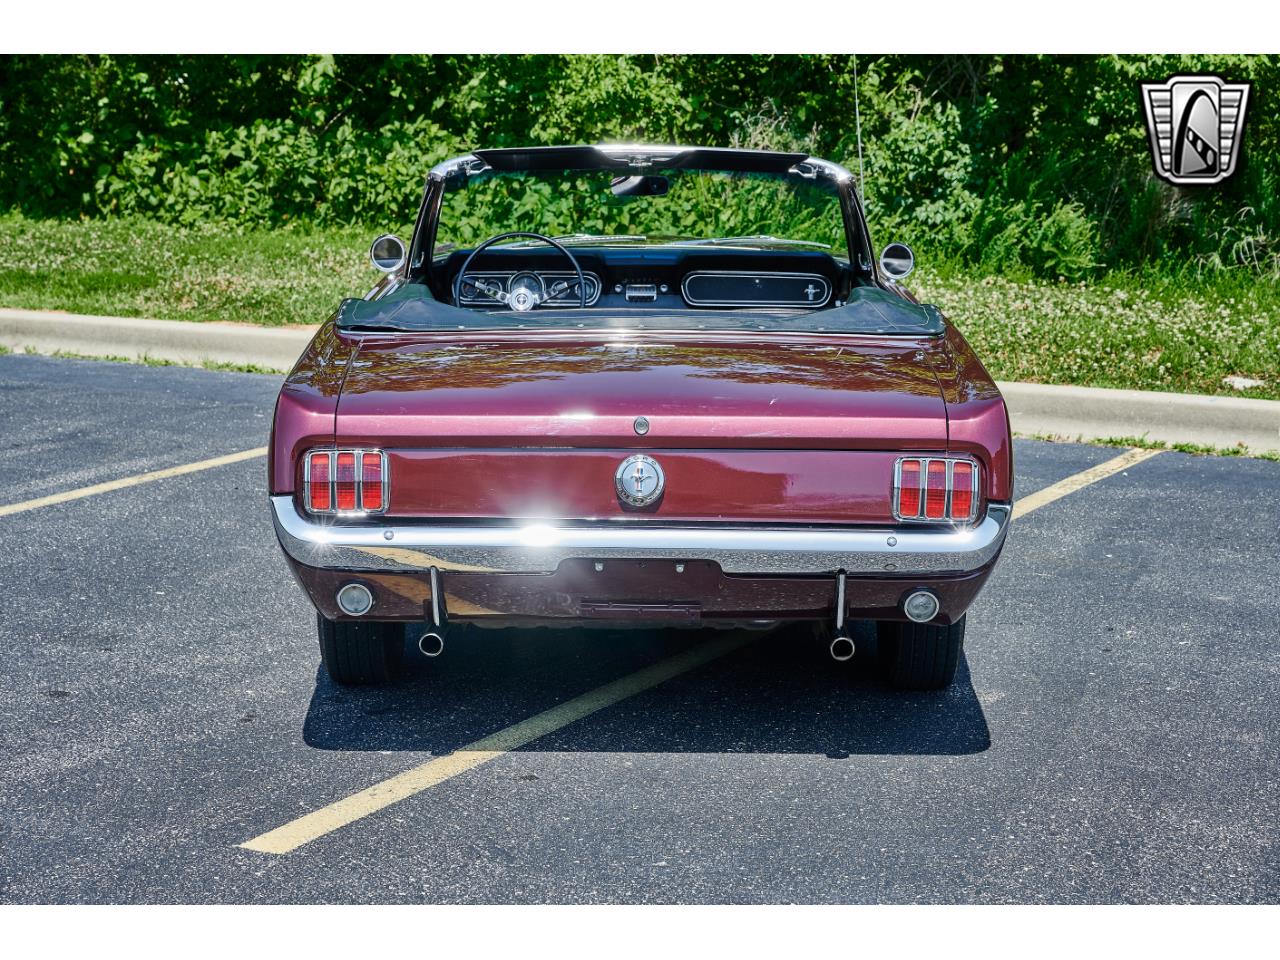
[459,270,602,308]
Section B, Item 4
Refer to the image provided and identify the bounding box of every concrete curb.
[4,307,1278,454]
[998,380,1280,455]
[0,308,315,372]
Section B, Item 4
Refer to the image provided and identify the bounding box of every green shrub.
[95,117,461,226]
[1,54,1277,276]
[969,198,1099,281]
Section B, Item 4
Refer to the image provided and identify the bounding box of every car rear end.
[269,326,1011,688]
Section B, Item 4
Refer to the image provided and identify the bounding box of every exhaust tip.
[903,589,940,623]
[418,632,445,658]
[335,582,373,617]
[829,634,855,661]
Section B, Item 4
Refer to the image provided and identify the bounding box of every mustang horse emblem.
[614,454,665,507]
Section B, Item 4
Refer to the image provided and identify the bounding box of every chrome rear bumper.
[270,496,1010,577]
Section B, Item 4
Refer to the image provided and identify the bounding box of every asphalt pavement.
[0,352,1276,903]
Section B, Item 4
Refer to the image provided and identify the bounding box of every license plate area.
[559,557,719,620]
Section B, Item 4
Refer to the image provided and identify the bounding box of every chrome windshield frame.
[407,144,874,287]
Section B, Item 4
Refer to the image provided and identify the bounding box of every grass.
[19,345,284,375]
[1,213,1278,400]
[0,214,375,327]
[56,350,283,375]
[1018,430,1280,462]
[914,262,1280,401]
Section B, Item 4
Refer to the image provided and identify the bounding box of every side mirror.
[879,242,915,281]
[369,234,407,273]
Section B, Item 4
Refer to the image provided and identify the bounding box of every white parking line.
[240,631,754,855]
[0,448,267,518]
[1013,447,1162,519]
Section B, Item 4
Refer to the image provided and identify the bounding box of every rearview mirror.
[610,175,670,197]
[879,242,915,280]
[369,234,407,273]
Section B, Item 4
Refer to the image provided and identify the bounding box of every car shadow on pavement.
[301,620,991,757]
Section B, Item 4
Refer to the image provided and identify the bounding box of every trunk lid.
[335,332,946,449]
[332,332,948,525]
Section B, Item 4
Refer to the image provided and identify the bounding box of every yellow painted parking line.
[241,445,1162,856]
[0,447,267,518]
[1013,447,1162,519]
[240,630,754,855]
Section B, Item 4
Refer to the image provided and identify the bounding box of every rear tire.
[877,615,965,691]
[317,613,404,686]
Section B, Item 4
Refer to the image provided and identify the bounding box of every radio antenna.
[853,54,867,206]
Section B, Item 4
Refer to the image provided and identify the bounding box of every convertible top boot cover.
[334,284,946,337]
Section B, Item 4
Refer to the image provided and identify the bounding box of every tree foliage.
[1,54,1277,279]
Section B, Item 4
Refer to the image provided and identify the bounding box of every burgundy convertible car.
[269,144,1012,690]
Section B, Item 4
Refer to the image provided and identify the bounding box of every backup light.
[336,582,373,617]
[893,457,980,523]
[304,449,388,516]
[903,589,941,623]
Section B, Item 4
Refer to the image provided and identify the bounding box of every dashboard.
[438,246,851,312]
[458,270,605,308]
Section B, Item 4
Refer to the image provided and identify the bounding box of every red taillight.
[894,457,980,523]
[361,452,383,511]
[950,461,974,520]
[307,452,331,512]
[898,459,922,518]
[304,448,387,515]
[335,452,357,511]
[925,461,947,519]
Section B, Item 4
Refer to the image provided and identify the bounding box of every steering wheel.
[453,231,588,312]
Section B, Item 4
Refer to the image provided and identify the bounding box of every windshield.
[435,169,847,256]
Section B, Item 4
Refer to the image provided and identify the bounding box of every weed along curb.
[3,306,1278,455]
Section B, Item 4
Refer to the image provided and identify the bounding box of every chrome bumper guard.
[270,496,1011,577]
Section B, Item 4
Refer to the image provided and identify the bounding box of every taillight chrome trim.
[303,448,389,517]
[892,456,981,524]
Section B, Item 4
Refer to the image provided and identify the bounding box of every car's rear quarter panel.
[933,322,1014,501]
[268,320,351,495]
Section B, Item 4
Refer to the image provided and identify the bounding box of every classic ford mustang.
[269,144,1012,690]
